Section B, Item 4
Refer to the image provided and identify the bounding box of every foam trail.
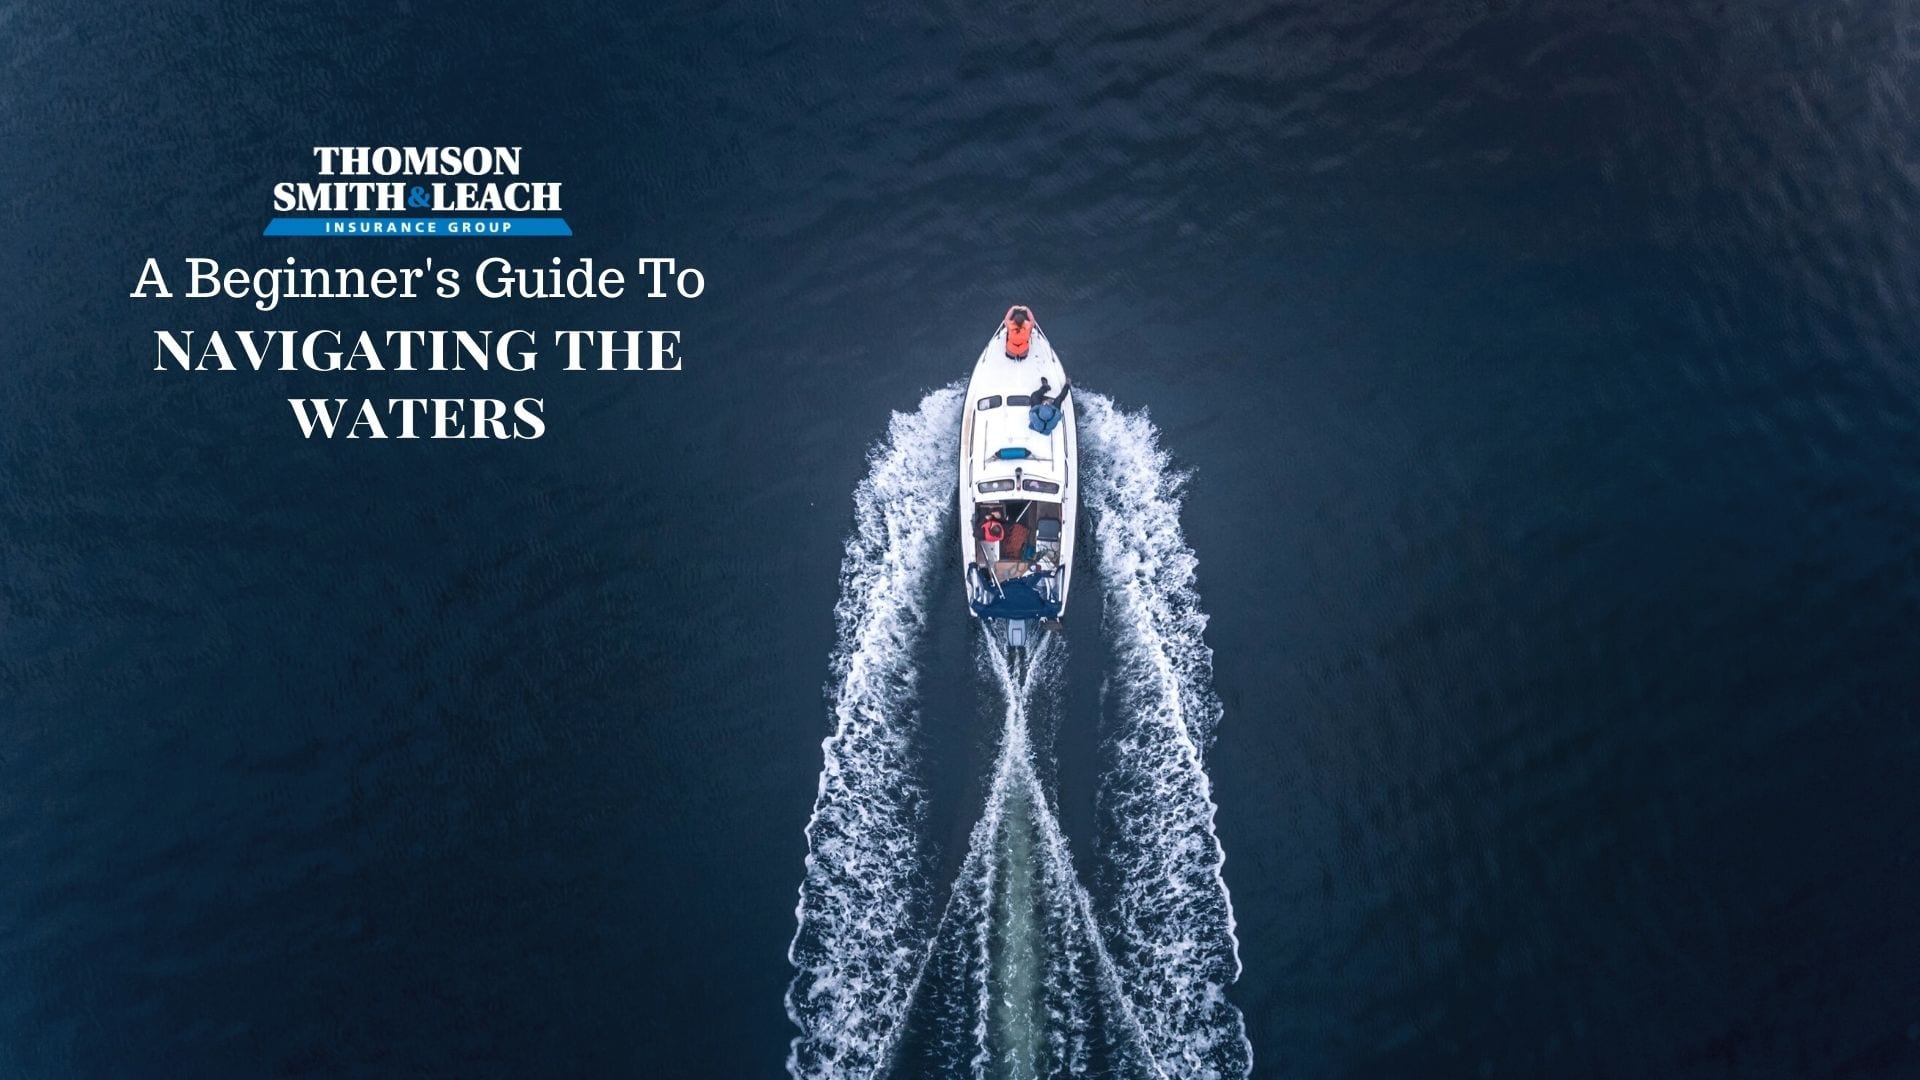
[787,384,964,1080]
[982,639,1052,1079]
[790,385,1249,1079]
[1080,392,1254,1079]
[835,617,1209,1080]
[953,635,1170,1080]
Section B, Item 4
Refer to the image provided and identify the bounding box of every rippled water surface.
[4,0,1919,1076]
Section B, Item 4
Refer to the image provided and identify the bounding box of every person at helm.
[979,511,1007,562]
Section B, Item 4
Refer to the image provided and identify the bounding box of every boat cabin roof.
[968,395,1068,499]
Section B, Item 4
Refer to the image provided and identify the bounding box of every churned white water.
[786,385,964,1079]
[788,387,1249,1080]
[1080,393,1252,1079]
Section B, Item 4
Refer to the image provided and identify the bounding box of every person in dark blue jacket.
[1028,378,1070,435]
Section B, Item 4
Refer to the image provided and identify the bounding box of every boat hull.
[957,309,1076,627]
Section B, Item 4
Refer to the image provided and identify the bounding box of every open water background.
[4,0,1919,1075]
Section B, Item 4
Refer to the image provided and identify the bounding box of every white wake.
[1080,393,1253,1078]
[786,384,964,1079]
[896,634,1166,1079]
[788,387,1249,1079]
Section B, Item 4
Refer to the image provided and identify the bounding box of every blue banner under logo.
[263,217,572,237]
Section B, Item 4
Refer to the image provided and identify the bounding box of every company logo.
[264,146,572,237]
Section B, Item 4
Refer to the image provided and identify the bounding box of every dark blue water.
[5,0,1920,1076]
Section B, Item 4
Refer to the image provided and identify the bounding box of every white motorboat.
[957,306,1077,648]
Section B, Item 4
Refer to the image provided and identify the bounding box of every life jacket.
[1005,311,1032,359]
[980,517,1006,542]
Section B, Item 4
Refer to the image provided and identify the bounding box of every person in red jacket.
[1005,307,1032,358]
